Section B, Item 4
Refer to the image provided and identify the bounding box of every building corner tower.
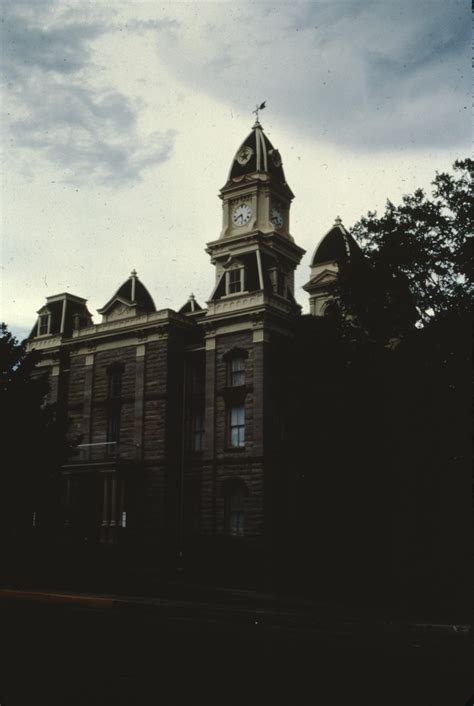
[201,119,305,553]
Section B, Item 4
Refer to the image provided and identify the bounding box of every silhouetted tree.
[343,158,473,335]
[291,161,472,610]
[0,323,72,537]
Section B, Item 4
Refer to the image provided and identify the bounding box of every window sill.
[220,291,249,300]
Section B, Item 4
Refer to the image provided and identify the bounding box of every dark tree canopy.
[348,158,473,329]
[0,323,72,534]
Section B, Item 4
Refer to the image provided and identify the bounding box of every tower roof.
[225,120,290,190]
[179,293,203,314]
[311,217,362,267]
[98,270,155,315]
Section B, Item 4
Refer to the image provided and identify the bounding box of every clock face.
[270,207,283,229]
[270,149,282,167]
[232,203,252,227]
[236,146,253,165]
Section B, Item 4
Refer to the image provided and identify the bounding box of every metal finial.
[334,216,342,226]
[252,101,266,123]
[131,269,137,277]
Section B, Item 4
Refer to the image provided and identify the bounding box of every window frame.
[106,408,121,445]
[192,411,205,452]
[225,485,246,537]
[107,365,124,400]
[38,313,51,337]
[226,267,244,295]
[228,404,245,448]
[229,357,246,388]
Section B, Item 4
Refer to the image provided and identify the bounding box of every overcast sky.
[1,0,470,340]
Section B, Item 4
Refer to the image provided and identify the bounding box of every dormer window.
[226,267,244,295]
[38,313,50,336]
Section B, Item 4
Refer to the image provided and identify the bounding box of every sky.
[1,0,471,340]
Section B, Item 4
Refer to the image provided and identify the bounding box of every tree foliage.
[290,161,472,607]
[0,323,72,533]
[349,158,473,327]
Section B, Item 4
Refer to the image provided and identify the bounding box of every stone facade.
[26,120,348,555]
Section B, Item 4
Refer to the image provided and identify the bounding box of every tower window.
[229,357,245,387]
[229,405,245,448]
[226,268,244,294]
[38,313,50,336]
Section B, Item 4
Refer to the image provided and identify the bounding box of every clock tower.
[206,118,304,305]
[201,118,305,549]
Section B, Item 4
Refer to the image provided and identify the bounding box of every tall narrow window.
[229,357,245,387]
[229,405,245,448]
[38,313,50,336]
[225,486,245,536]
[227,268,244,294]
[108,369,122,399]
[192,412,204,452]
[107,409,120,444]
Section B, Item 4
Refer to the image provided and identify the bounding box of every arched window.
[229,357,245,387]
[322,300,339,318]
[223,347,248,388]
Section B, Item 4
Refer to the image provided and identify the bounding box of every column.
[134,344,146,458]
[82,353,95,451]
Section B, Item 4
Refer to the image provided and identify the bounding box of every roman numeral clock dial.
[232,203,252,227]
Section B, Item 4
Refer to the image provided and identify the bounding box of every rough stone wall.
[201,330,265,539]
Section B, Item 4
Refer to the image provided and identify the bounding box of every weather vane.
[253,101,266,121]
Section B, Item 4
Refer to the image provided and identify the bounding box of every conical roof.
[179,293,202,314]
[311,217,362,266]
[98,270,155,315]
[225,120,289,189]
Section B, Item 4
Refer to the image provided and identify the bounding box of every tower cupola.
[206,117,305,309]
[218,119,295,241]
[304,217,363,316]
[226,119,291,193]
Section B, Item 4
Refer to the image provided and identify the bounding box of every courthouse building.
[27,119,361,555]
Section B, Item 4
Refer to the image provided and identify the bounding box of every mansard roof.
[29,293,92,339]
[98,270,155,315]
[311,217,362,266]
[225,120,290,191]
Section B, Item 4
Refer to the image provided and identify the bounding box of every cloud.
[1,1,176,185]
[151,0,471,152]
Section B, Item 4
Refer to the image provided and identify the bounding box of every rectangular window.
[229,357,245,387]
[226,489,245,536]
[192,412,204,452]
[229,405,245,448]
[108,371,122,399]
[38,314,50,336]
[107,409,120,445]
[227,268,243,294]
